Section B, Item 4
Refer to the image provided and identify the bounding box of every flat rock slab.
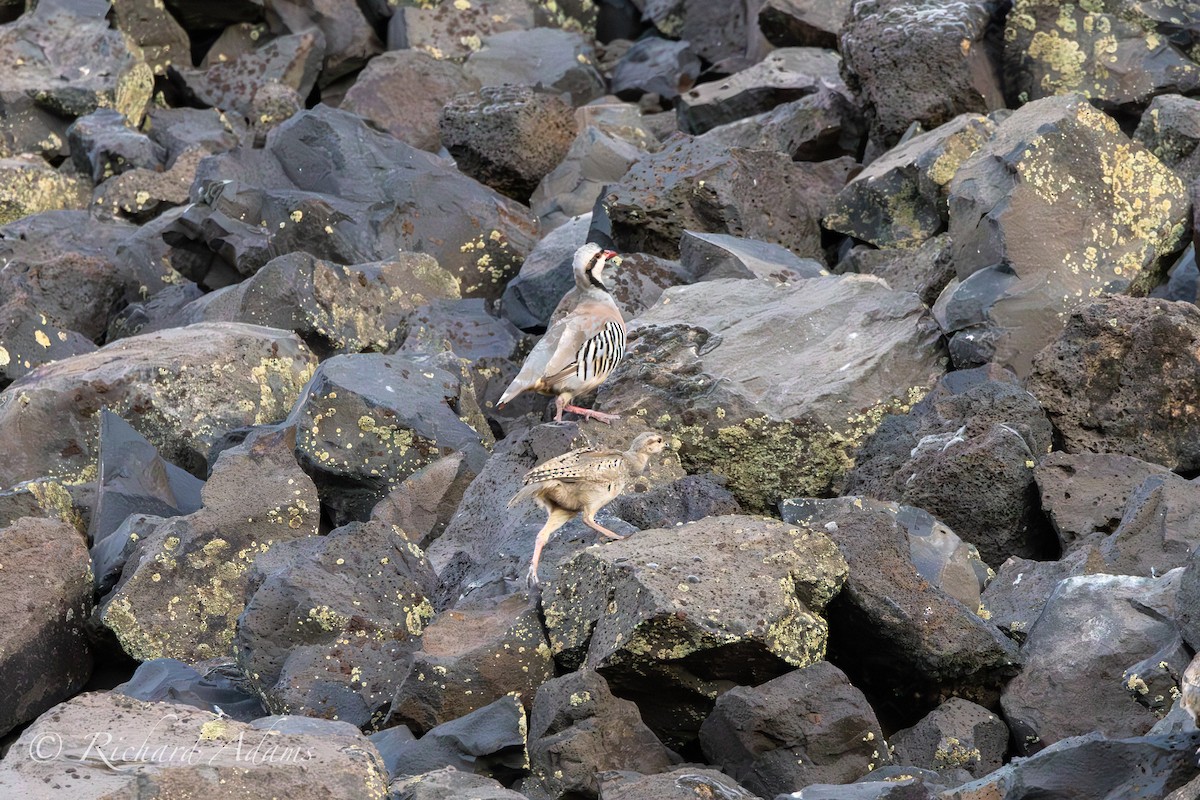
[0,321,316,488]
[543,514,847,747]
[598,276,944,511]
[0,692,390,797]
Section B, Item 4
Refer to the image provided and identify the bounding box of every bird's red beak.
[603,250,618,260]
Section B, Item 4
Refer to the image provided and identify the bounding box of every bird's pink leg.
[582,513,625,541]
[564,405,622,424]
[527,507,574,587]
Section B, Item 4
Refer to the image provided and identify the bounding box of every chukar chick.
[1182,651,1200,727]
[509,431,666,587]
[497,243,625,424]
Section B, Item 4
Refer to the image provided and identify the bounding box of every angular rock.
[978,553,1085,645]
[598,276,944,511]
[67,109,167,184]
[375,695,528,782]
[758,0,851,49]
[0,292,97,385]
[167,252,460,355]
[387,592,553,734]
[677,47,845,135]
[0,517,92,737]
[940,95,1190,376]
[291,352,492,525]
[163,0,263,32]
[603,136,854,261]
[107,281,205,341]
[99,428,321,662]
[170,30,324,118]
[1135,94,1200,185]
[440,85,578,202]
[838,235,956,307]
[637,0,758,67]
[391,767,528,800]
[370,453,476,549]
[611,37,702,103]
[824,114,995,249]
[235,520,437,730]
[341,50,479,152]
[0,692,391,797]
[605,473,742,531]
[1000,571,1188,753]
[680,231,826,283]
[597,767,763,800]
[890,697,1007,780]
[115,657,266,722]
[0,322,315,488]
[145,106,246,168]
[840,0,1006,151]
[266,0,383,83]
[791,771,947,799]
[498,215,595,330]
[1028,296,1200,472]
[464,28,605,106]
[1086,472,1200,578]
[1154,243,1200,305]
[173,105,539,300]
[89,148,203,223]
[390,0,537,61]
[940,731,1200,800]
[0,156,86,225]
[1004,0,1200,110]
[697,86,866,162]
[782,498,1021,717]
[699,662,889,796]
[531,125,645,230]
[525,669,677,799]
[543,515,847,747]
[111,0,191,76]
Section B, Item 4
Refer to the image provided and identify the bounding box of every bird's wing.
[541,301,626,387]
[498,312,595,404]
[522,448,626,485]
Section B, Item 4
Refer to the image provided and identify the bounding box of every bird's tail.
[507,482,542,509]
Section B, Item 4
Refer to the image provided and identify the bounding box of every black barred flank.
[575,320,626,383]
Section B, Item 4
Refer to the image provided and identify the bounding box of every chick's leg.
[528,507,575,587]
[583,512,625,541]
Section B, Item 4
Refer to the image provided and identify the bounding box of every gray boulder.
[1135,94,1200,186]
[464,28,605,106]
[890,697,1008,780]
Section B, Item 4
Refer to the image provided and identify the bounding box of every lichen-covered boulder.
[939,94,1190,376]
[1135,94,1200,186]
[98,428,321,663]
[543,515,847,747]
[1028,296,1200,472]
[0,517,92,737]
[697,85,866,162]
[0,156,87,225]
[0,322,316,488]
[597,276,944,511]
[890,697,1008,780]
[235,520,437,730]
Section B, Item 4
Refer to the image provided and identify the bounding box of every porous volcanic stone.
[543,514,847,747]
[890,697,1008,780]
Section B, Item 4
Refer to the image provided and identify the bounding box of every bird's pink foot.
[564,405,621,424]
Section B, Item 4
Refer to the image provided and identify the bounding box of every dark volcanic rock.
[387,592,554,734]
[824,114,995,249]
[0,517,92,737]
[603,135,855,262]
[145,106,246,167]
[941,731,1200,800]
[524,669,677,799]
[499,214,594,330]
[845,365,1056,567]
[938,94,1190,376]
[370,453,476,549]
[235,519,437,730]
[266,0,383,83]
[0,692,390,796]
[840,0,1006,151]
[979,554,1084,645]
[637,0,758,67]
[67,109,167,184]
[605,473,742,531]
[0,157,87,225]
[611,37,702,102]
[597,767,763,800]
[679,231,826,283]
[174,105,538,300]
[163,0,263,32]
[839,235,957,306]
[597,276,944,511]
[1028,296,1200,472]
[697,86,866,163]
[1035,451,1174,553]
[464,28,606,106]
[890,697,1007,780]
[291,352,492,525]
[699,662,889,796]
[1000,570,1188,753]
[782,498,1020,717]
[0,322,315,488]
[1135,94,1200,185]
[114,657,265,722]
[391,767,527,800]
[758,0,851,49]
[389,0,537,60]
[1086,472,1200,578]
[111,0,191,76]
[440,85,578,202]
[531,125,645,230]
[543,515,847,747]
[676,47,845,135]
[98,427,321,663]
[1004,0,1200,110]
[341,50,479,152]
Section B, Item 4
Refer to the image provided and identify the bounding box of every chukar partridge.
[509,431,666,587]
[497,243,625,423]
[1182,651,1200,726]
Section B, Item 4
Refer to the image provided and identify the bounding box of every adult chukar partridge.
[508,431,666,587]
[497,243,625,423]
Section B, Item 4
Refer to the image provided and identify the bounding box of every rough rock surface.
[464,28,605,106]
[839,235,957,306]
[543,514,848,747]
[1135,94,1200,185]
[0,517,92,737]
[890,697,1008,780]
